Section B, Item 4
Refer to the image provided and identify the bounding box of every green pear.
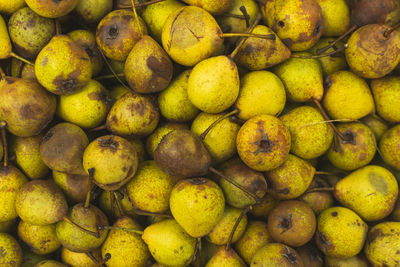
[371,76,400,123]
[61,247,101,267]
[298,177,334,215]
[40,123,89,176]
[361,114,389,141]
[170,178,225,238]
[18,221,60,255]
[52,171,91,204]
[0,233,23,266]
[265,154,315,199]
[206,247,246,267]
[379,124,400,170]
[20,248,50,267]
[142,219,197,267]
[322,70,375,120]
[101,216,150,267]
[250,243,304,266]
[273,52,323,102]
[25,0,78,18]
[316,0,351,37]
[15,179,68,225]
[234,71,286,120]
[188,55,239,113]
[8,7,55,59]
[158,69,199,122]
[235,25,291,70]
[0,0,25,14]
[191,112,240,163]
[334,165,398,221]
[74,0,113,25]
[345,24,400,79]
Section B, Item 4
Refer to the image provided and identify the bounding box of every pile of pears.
[1,0,400,266]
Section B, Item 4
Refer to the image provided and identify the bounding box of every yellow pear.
[0,0,25,14]
[206,247,246,267]
[325,254,370,267]
[250,243,304,266]
[181,0,231,15]
[379,124,400,170]
[0,233,23,266]
[361,114,389,141]
[34,260,68,266]
[18,221,60,255]
[61,247,101,267]
[0,15,13,59]
[371,76,400,123]
[25,0,78,18]
[316,0,351,37]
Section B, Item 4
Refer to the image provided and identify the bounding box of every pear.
[40,123,89,176]
[161,6,224,66]
[298,177,334,215]
[158,69,199,122]
[334,165,398,221]
[127,138,146,163]
[207,206,248,245]
[0,0,25,14]
[146,122,188,159]
[371,76,400,123]
[235,25,291,70]
[154,129,212,177]
[21,64,36,80]
[18,221,60,255]
[57,79,111,128]
[316,0,351,37]
[74,0,113,25]
[322,70,375,120]
[170,178,225,237]
[273,52,323,102]
[0,15,12,60]
[101,216,150,267]
[361,114,389,141]
[56,203,108,252]
[52,171,92,204]
[296,242,323,267]
[0,165,28,222]
[250,243,304,266]
[142,219,197,266]
[234,71,286,120]
[316,206,368,258]
[325,254,370,267]
[20,249,50,267]
[236,114,291,171]
[0,233,23,266]
[96,9,147,61]
[365,221,400,266]
[191,112,240,163]
[10,134,49,179]
[126,160,179,213]
[15,179,68,225]
[250,194,280,219]
[188,55,239,113]
[379,124,400,170]
[106,91,159,137]
[181,0,231,15]
[268,200,316,247]
[97,190,139,220]
[351,0,400,27]
[263,0,324,51]
[68,30,104,76]
[234,221,273,264]
[142,0,185,43]
[0,77,56,137]
[109,85,130,103]
[34,260,68,266]
[83,135,138,191]
[327,122,377,170]
[265,154,315,199]
[206,247,246,267]
[215,158,267,208]
[346,24,400,79]
[35,35,92,95]
[61,247,101,267]
[25,0,78,18]
[8,7,55,59]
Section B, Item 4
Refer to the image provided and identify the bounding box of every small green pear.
[206,247,246,267]
[316,0,351,37]
[52,171,91,204]
[61,247,101,267]
[0,233,23,266]
[25,0,78,18]
[250,243,304,266]
[0,0,25,14]
[74,0,113,25]
[235,71,286,120]
[379,124,400,170]
[18,221,60,255]
[322,70,375,120]
[371,76,400,123]
[142,219,197,267]
[334,165,398,221]
[101,216,150,267]
[316,207,368,258]
[15,179,68,226]
[170,178,225,238]
[158,69,199,122]
[361,114,389,141]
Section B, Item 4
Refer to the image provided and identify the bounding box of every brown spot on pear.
[25,0,78,18]
[298,177,334,215]
[205,246,246,267]
[351,0,400,27]
[380,124,400,171]
[296,242,323,267]
[52,171,91,204]
[251,243,304,266]
[61,247,101,267]
[0,14,12,59]
[0,233,23,267]
[371,76,400,123]
[17,221,60,255]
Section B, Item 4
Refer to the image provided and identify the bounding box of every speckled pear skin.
[371,76,400,123]
[25,0,78,18]
[250,243,304,266]
[169,178,225,238]
[34,260,68,266]
[0,15,13,58]
[0,0,25,14]
[316,207,368,258]
[61,247,101,267]
[206,246,246,267]
[361,114,389,141]
[181,0,231,15]
[316,0,351,37]
[0,233,23,266]
[379,124,400,170]
[52,171,92,204]
[18,221,60,255]
[35,35,92,95]
[345,24,400,79]
[74,0,113,25]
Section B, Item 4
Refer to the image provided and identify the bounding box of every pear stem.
[55,19,61,35]
[200,109,239,140]
[209,167,260,201]
[89,124,106,132]
[240,6,250,27]
[98,47,131,90]
[221,32,275,40]
[305,187,334,194]
[135,0,165,7]
[10,53,34,66]
[315,171,334,175]
[98,225,144,235]
[0,121,7,167]
[230,13,262,59]
[63,217,101,238]
[85,252,100,264]
[291,44,348,59]
[226,205,251,250]
[94,73,124,80]
[316,25,357,55]
[131,0,143,38]
[113,191,124,217]
[384,22,400,38]
[84,187,92,209]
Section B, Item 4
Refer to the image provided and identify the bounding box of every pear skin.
[298,177,334,215]
[52,171,91,204]
[0,0,25,14]
[61,247,101,267]
[25,0,78,18]
[250,243,304,266]
[34,260,68,266]
[181,0,231,15]
[316,0,351,37]
[361,114,389,141]
[18,221,60,255]
[206,247,246,267]
[74,0,113,25]
[334,165,398,221]
[0,14,12,59]
[0,233,23,266]
[325,254,370,267]
[371,76,400,123]
[250,194,280,220]
[379,124,400,170]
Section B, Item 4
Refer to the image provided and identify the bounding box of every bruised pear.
[297,242,323,267]
[18,221,60,255]
[251,243,304,266]
[0,233,23,266]
[124,35,173,94]
[40,123,89,176]
[52,171,92,204]
[170,178,225,237]
[25,0,78,18]
[154,129,211,177]
[379,124,400,170]
[250,194,280,219]
[83,135,138,191]
[351,0,400,27]
[0,77,56,137]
